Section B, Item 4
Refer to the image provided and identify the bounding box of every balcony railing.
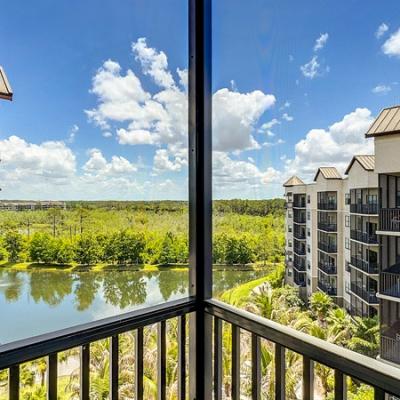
[293,229,306,240]
[381,335,400,365]
[350,230,378,244]
[318,222,337,232]
[294,273,306,287]
[350,256,379,274]
[293,213,306,224]
[380,271,400,298]
[380,208,400,232]
[318,262,337,275]
[318,241,337,253]
[293,200,306,208]
[2,297,400,399]
[294,244,306,256]
[294,256,306,271]
[318,202,337,211]
[350,283,379,304]
[318,280,337,296]
[350,203,378,215]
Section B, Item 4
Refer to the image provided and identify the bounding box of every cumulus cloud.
[83,149,137,176]
[382,28,400,57]
[372,84,391,95]
[283,108,374,180]
[376,23,389,39]
[153,149,187,173]
[314,33,329,51]
[282,113,294,122]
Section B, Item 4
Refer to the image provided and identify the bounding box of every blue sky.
[1,0,400,200]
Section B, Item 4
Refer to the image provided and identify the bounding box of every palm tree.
[309,292,334,323]
[348,316,379,357]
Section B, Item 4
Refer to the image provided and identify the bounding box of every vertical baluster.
[135,327,144,400]
[275,344,285,400]
[302,356,314,400]
[334,370,346,400]
[178,315,186,400]
[9,365,19,400]
[214,317,223,400]
[158,321,166,400]
[47,353,58,400]
[80,344,90,400]
[251,333,261,400]
[231,325,240,400]
[374,387,385,400]
[110,335,119,400]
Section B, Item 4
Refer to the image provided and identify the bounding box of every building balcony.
[381,335,400,365]
[318,241,337,253]
[380,268,400,298]
[318,222,337,232]
[350,230,378,245]
[293,229,306,240]
[350,283,378,304]
[350,256,378,274]
[293,256,306,271]
[318,262,337,275]
[293,214,306,224]
[293,200,306,208]
[294,272,306,287]
[318,202,337,211]
[379,208,400,233]
[294,245,306,256]
[318,280,337,296]
[350,203,378,215]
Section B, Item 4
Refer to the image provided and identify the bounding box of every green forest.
[0,199,285,268]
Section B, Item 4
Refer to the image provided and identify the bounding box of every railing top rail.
[205,299,400,397]
[0,296,196,370]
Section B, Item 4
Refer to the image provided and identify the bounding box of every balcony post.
[188,0,213,399]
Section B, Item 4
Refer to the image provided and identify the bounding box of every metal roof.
[365,105,400,137]
[344,155,375,175]
[283,176,305,187]
[313,167,342,181]
[0,66,12,101]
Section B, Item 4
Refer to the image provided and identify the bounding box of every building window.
[345,215,350,227]
[307,195,310,204]
[288,225,292,232]
[307,211,310,221]
[345,193,350,205]
[307,278,311,285]
[288,212,292,218]
[307,228,311,237]
[307,262,311,270]
[307,245,310,253]
[345,237,350,250]
[288,240,292,247]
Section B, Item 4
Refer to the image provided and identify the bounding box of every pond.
[0,267,269,345]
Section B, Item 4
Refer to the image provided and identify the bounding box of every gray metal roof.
[0,66,12,101]
[365,106,400,137]
[283,176,305,187]
[345,155,375,175]
[313,167,342,181]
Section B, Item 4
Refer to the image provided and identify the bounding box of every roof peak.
[366,105,400,138]
[283,176,305,187]
[313,167,342,181]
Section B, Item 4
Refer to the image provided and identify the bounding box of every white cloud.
[102,131,112,138]
[153,149,187,173]
[67,124,79,143]
[372,84,391,95]
[382,28,400,57]
[300,56,321,79]
[283,108,374,180]
[314,33,329,51]
[280,101,290,110]
[376,23,389,39]
[212,88,275,152]
[83,149,137,176]
[282,113,294,122]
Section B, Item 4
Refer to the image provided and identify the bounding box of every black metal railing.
[294,244,306,256]
[381,335,400,365]
[318,280,337,296]
[380,272,400,298]
[350,204,378,215]
[380,208,400,232]
[318,262,337,275]
[318,222,337,232]
[0,298,195,400]
[294,255,306,271]
[293,228,306,240]
[294,272,306,287]
[293,199,306,208]
[206,299,400,399]
[293,212,306,224]
[318,241,337,253]
[350,230,378,244]
[318,202,337,211]
[350,256,379,274]
[350,283,379,304]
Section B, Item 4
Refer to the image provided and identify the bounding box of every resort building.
[284,105,400,367]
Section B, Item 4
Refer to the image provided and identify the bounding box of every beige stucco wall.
[374,135,400,175]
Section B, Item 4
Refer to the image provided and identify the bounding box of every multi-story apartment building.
[285,105,400,366]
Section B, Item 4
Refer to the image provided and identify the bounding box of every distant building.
[0,201,66,211]
[284,104,400,366]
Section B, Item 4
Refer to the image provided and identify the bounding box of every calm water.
[0,268,267,345]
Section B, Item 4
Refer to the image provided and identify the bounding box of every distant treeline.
[65,199,285,216]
